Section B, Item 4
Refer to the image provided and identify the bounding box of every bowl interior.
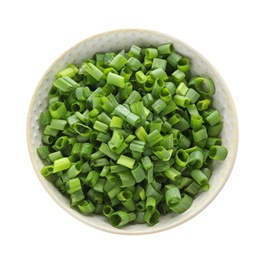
[27,29,238,235]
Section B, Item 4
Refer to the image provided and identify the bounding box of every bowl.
[27,29,238,235]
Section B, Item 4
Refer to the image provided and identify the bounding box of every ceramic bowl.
[27,29,238,235]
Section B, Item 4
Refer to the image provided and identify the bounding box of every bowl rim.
[26,28,239,235]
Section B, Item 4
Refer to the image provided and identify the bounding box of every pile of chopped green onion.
[37,43,228,228]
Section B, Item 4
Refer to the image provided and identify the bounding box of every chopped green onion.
[107,72,125,88]
[157,43,174,55]
[78,200,95,215]
[195,77,215,96]
[117,155,135,169]
[53,157,71,173]
[37,43,228,228]
[109,211,136,227]
[209,145,228,160]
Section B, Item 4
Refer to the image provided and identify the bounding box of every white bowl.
[27,29,238,235]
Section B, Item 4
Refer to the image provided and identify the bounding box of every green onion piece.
[109,130,124,150]
[150,68,168,81]
[175,149,189,167]
[128,44,141,58]
[37,145,50,160]
[151,78,165,98]
[131,162,146,183]
[188,150,204,169]
[99,143,119,161]
[125,90,141,105]
[100,96,114,113]
[120,67,132,82]
[168,113,181,126]
[110,115,124,129]
[146,130,163,146]
[102,205,115,218]
[144,209,160,226]
[146,182,163,204]
[84,62,104,82]
[184,181,201,196]
[49,102,67,119]
[108,185,121,199]
[85,171,100,187]
[152,58,167,70]
[161,100,177,116]
[102,52,115,64]
[50,119,67,131]
[167,51,182,67]
[56,66,76,79]
[195,77,215,96]
[114,104,130,119]
[117,155,135,169]
[78,200,95,215]
[176,82,188,96]
[75,87,91,101]
[97,112,112,126]
[169,194,193,214]
[205,137,222,149]
[205,110,221,126]
[141,156,153,171]
[53,157,71,173]
[186,88,200,104]
[66,177,82,194]
[41,165,54,177]
[145,48,158,59]
[70,189,85,207]
[42,134,54,145]
[165,184,181,207]
[135,126,148,141]
[153,146,172,161]
[129,140,146,153]
[136,201,146,212]
[93,120,108,133]
[39,111,52,126]
[127,57,141,71]
[208,122,223,137]
[192,126,208,143]
[109,211,136,227]
[159,87,172,103]
[126,112,140,126]
[107,72,125,88]
[53,76,79,92]
[130,101,146,125]
[117,171,136,188]
[135,70,147,84]
[173,94,190,108]
[151,99,167,114]
[177,57,190,72]
[71,101,86,113]
[190,114,203,131]
[172,69,185,84]
[146,196,156,212]
[117,190,135,211]
[117,190,133,202]
[209,145,228,160]
[197,99,211,111]
[66,162,82,179]
[73,123,92,137]
[157,43,174,55]
[52,136,69,151]
[190,169,209,186]
[164,167,181,182]
[109,53,128,71]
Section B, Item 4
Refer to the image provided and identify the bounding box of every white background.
[1,0,266,259]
